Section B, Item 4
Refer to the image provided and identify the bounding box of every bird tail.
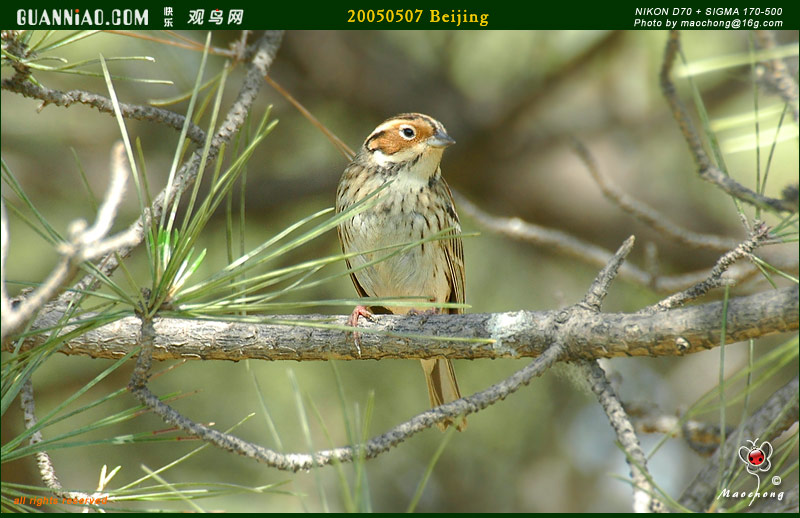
[420,358,467,431]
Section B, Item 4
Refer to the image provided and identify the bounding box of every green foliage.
[1,30,797,513]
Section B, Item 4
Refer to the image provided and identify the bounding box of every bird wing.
[440,178,466,314]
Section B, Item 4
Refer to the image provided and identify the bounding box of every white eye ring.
[399,125,416,140]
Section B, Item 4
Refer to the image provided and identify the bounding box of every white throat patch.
[372,150,394,168]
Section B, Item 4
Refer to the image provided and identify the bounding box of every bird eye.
[399,126,416,140]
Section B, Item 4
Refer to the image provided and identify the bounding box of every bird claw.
[347,305,374,357]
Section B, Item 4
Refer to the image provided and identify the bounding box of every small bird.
[336,113,466,431]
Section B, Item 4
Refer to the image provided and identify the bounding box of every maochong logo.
[16,9,148,27]
[716,438,784,507]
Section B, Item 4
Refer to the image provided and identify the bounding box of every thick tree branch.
[15,286,797,362]
[127,313,565,472]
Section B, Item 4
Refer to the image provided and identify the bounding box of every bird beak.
[428,129,456,148]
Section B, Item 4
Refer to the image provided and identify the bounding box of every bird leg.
[346,305,374,356]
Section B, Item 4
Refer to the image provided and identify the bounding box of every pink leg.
[347,305,374,356]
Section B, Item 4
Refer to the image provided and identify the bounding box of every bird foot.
[347,305,374,357]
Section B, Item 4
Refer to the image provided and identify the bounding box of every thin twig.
[626,402,734,457]
[643,222,771,313]
[453,192,790,293]
[0,78,207,147]
[580,235,635,311]
[1,143,138,344]
[20,379,109,509]
[660,31,797,214]
[575,238,665,512]
[265,75,354,161]
[754,31,800,124]
[571,139,739,251]
[583,361,666,512]
[105,30,235,57]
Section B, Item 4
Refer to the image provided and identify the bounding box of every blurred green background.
[2,30,797,512]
